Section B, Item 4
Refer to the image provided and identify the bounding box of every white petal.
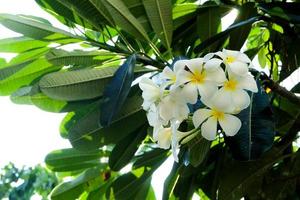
[175,103,190,121]
[201,117,218,141]
[176,70,193,86]
[158,99,173,121]
[204,58,223,71]
[162,67,175,80]
[237,74,258,92]
[206,67,226,85]
[223,49,239,58]
[139,77,157,91]
[197,81,218,98]
[181,83,198,104]
[237,52,251,63]
[193,108,212,128]
[228,61,249,76]
[174,59,189,73]
[203,53,215,61]
[211,88,235,112]
[187,58,204,74]
[231,89,250,111]
[156,127,172,149]
[219,114,241,136]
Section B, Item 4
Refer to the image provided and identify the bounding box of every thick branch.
[250,68,300,106]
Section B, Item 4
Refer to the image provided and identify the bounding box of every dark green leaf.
[186,134,211,167]
[133,148,168,169]
[143,0,173,49]
[228,3,257,50]
[100,55,136,126]
[225,82,275,161]
[109,125,147,171]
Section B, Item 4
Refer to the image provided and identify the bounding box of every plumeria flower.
[161,59,187,87]
[176,58,226,104]
[212,71,258,112]
[153,121,196,162]
[158,87,190,122]
[193,97,242,141]
[139,77,162,110]
[216,49,251,76]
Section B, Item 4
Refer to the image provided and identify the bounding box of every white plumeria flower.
[158,88,190,122]
[161,60,187,87]
[153,121,195,162]
[139,77,162,110]
[176,58,226,104]
[146,104,167,128]
[193,97,242,141]
[216,49,251,76]
[212,71,258,112]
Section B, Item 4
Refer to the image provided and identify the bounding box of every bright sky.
[0,1,299,199]
[0,0,70,168]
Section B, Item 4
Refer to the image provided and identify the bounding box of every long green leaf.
[0,37,48,53]
[45,49,118,68]
[109,125,147,171]
[0,58,60,95]
[0,13,81,44]
[67,95,146,151]
[51,167,104,200]
[99,0,150,41]
[39,67,118,101]
[143,0,173,49]
[100,55,136,126]
[45,148,108,172]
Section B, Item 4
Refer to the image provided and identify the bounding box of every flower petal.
[231,89,250,111]
[162,67,175,80]
[237,52,251,63]
[206,67,226,85]
[176,70,193,86]
[219,114,241,136]
[204,58,223,72]
[174,59,189,72]
[228,61,248,76]
[181,83,198,104]
[155,127,172,149]
[187,58,204,74]
[197,81,218,98]
[211,88,235,112]
[237,74,258,92]
[193,108,212,128]
[201,117,217,141]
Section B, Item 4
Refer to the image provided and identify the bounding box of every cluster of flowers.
[139,49,258,161]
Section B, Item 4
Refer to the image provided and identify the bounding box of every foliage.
[0,163,58,200]
[0,0,299,199]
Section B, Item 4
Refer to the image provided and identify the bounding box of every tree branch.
[250,68,300,106]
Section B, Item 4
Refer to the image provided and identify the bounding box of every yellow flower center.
[211,109,225,120]
[170,75,176,83]
[226,56,235,64]
[224,79,238,91]
[190,70,206,84]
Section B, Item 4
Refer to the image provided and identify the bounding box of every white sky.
[0,0,70,168]
[0,1,298,199]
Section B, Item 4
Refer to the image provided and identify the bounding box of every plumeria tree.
[0,0,299,199]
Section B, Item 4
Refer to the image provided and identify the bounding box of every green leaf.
[10,86,33,105]
[0,14,81,44]
[225,82,275,161]
[111,169,154,200]
[45,49,118,68]
[194,16,258,53]
[133,148,168,169]
[99,0,150,41]
[50,167,104,200]
[143,0,173,49]
[186,134,211,167]
[45,148,108,172]
[0,37,48,53]
[162,162,180,200]
[0,58,60,95]
[228,3,257,50]
[67,95,146,151]
[291,82,300,93]
[109,125,147,171]
[100,55,136,126]
[56,0,108,30]
[39,67,118,101]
